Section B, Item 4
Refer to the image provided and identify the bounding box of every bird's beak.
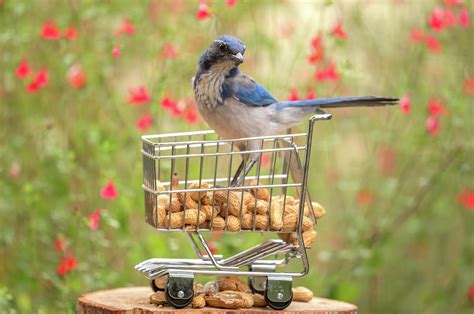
[232,52,244,64]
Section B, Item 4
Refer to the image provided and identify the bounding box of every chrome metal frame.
[136,111,332,283]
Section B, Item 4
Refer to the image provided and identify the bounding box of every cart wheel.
[248,277,264,294]
[264,291,293,310]
[150,279,164,292]
[264,277,293,310]
[165,288,193,309]
[165,274,194,309]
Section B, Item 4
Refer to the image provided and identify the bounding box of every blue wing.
[222,72,277,107]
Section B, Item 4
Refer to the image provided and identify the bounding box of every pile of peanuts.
[149,275,314,309]
[152,179,326,247]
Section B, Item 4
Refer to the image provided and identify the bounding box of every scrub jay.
[193,35,398,186]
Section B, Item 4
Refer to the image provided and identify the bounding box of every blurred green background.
[1,0,473,313]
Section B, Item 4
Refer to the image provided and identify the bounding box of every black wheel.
[150,279,164,292]
[165,288,193,309]
[248,277,265,295]
[264,291,293,310]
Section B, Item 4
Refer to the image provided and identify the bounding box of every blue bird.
[193,35,398,186]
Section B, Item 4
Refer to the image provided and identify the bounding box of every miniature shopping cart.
[135,110,332,309]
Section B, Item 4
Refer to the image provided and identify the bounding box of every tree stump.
[77,287,357,314]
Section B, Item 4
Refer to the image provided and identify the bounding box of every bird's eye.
[219,43,226,52]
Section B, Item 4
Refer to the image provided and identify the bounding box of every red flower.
[41,21,61,40]
[377,146,395,175]
[287,88,300,101]
[424,35,441,53]
[464,78,474,95]
[159,43,177,59]
[55,239,67,253]
[127,86,151,105]
[64,26,78,41]
[136,111,153,131]
[459,8,470,27]
[307,34,324,64]
[331,21,347,40]
[410,28,425,43]
[57,254,78,276]
[429,7,446,31]
[425,114,440,136]
[115,18,136,36]
[226,0,237,7]
[183,108,199,124]
[305,87,316,100]
[67,65,86,89]
[399,93,411,114]
[112,44,121,57]
[468,283,474,305]
[170,99,186,117]
[356,190,375,206]
[100,180,118,200]
[315,61,340,82]
[88,209,103,230]
[428,97,448,116]
[444,0,463,5]
[26,69,48,93]
[15,59,30,79]
[196,2,211,20]
[457,189,474,210]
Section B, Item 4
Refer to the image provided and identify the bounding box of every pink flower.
[67,65,86,89]
[160,95,177,109]
[100,180,118,200]
[112,44,121,57]
[226,0,237,7]
[127,86,151,105]
[429,7,446,31]
[307,34,324,64]
[459,8,470,27]
[183,108,199,124]
[196,2,211,20]
[315,61,340,82]
[425,114,440,136]
[55,239,67,253]
[444,0,463,5]
[57,254,78,276]
[88,209,103,230]
[136,111,153,131]
[64,26,78,40]
[287,88,299,101]
[26,69,48,92]
[115,18,136,36]
[15,59,30,79]
[410,28,425,43]
[331,21,347,40]
[400,94,411,114]
[159,43,177,59]
[457,189,474,210]
[41,21,61,40]
[424,35,441,53]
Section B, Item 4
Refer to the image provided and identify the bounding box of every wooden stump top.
[77,287,357,314]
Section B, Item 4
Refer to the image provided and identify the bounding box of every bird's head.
[199,35,246,69]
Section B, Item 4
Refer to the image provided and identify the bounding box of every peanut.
[210,216,225,230]
[149,291,166,305]
[178,192,199,209]
[215,191,247,217]
[292,286,314,302]
[202,191,216,205]
[270,201,283,230]
[201,204,220,220]
[226,215,241,232]
[217,276,251,293]
[166,196,182,213]
[205,291,254,309]
[155,180,167,192]
[249,179,270,201]
[247,199,269,215]
[155,205,166,228]
[253,293,267,307]
[192,294,206,308]
[311,201,326,219]
[184,209,207,225]
[188,182,210,202]
[242,213,268,230]
[194,283,204,296]
[163,212,184,229]
[282,213,313,232]
[303,229,318,247]
[152,275,168,290]
[156,194,170,207]
[204,280,219,296]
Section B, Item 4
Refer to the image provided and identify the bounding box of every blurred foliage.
[0,0,473,313]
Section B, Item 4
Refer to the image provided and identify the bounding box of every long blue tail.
[277,96,398,109]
